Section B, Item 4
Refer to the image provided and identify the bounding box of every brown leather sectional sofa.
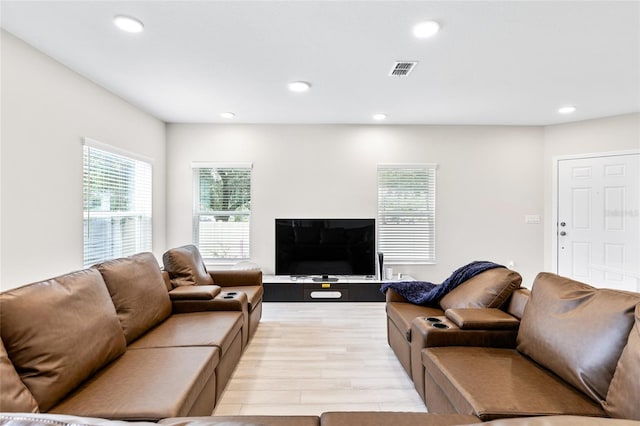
[1,412,639,426]
[385,267,525,399]
[0,247,263,421]
[386,269,640,422]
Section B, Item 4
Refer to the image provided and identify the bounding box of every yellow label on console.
[322,283,331,288]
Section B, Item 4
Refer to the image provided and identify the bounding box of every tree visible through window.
[83,141,152,267]
[193,164,251,261]
[377,164,436,264]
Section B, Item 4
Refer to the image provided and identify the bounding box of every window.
[192,163,252,262]
[377,164,437,264]
[83,139,152,267]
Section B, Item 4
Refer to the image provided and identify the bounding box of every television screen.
[275,218,375,277]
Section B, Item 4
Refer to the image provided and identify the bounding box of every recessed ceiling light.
[288,81,311,92]
[558,105,577,114]
[113,15,144,33]
[220,112,236,119]
[413,21,440,39]
[373,113,387,121]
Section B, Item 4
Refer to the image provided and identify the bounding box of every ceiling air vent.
[389,61,418,77]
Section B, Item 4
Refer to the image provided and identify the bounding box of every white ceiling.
[2,1,639,125]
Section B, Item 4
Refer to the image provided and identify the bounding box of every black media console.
[262,275,411,302]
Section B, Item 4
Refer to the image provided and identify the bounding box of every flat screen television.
[275,218,375,278]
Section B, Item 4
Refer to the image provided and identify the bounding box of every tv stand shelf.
[262,275,414,302]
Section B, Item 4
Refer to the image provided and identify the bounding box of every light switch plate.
[525,215,541,224]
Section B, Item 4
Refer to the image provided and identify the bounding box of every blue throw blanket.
[380,261,505,306]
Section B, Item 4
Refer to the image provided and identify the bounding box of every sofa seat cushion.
[50,347,218,421]
[320,412,480,426]
[219,285,263,311]
[160,416,320,426]
[516,273,640,404]
[477,416,640,426]
[128,311,243,355]
[422,347,606,421]
[386,302,443,341]
[97,253,172,344]
[0,413,159,426]
[0,268,126,412]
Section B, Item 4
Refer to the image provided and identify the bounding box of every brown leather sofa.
[0,251,263,421]
[421,272,640,422]
[1,412,639,426]
[162,244,264,348]
[385,266,524,398]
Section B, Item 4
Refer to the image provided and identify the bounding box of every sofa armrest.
[411,316,519,349]
[209,270,262,287]
[385,288,410,303]
[168,285,221,300]
[445,308,520,330]
[171,291,248,314]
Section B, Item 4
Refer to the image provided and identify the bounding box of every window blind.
[192,164,252,261]
[83,143,152,267]
[377,164,437,264]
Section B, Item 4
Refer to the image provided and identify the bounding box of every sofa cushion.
[97,252,172,344]
[50,347,218,421]
[516,273,640,404]
[422,346,606,420]
[320,412,480,426]
[477,416,640,426]
[128,311,243,355]
[0,338,39,413]
[603,304,640,420]
[439,268,522,311]
[161,416,320,426]
[163,245,214,287]
[0,413,159,426]
[0,269,126,411]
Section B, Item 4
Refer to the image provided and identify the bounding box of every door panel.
[557,153,639,292]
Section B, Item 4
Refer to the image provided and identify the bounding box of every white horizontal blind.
[193,164,252,261]
[377,164,436,264]
[83,144,152,267]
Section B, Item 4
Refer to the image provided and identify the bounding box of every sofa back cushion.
[604,304,640,419]
[517,272,640,404]
[0,338,39,413]
[163,245,214,287]
[0,269,126,411]
[97,252,172,344]
[439,268,522,311]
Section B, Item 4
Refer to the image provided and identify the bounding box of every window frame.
[377,163,437,265]
[192,162,252,264]
[82,138,153,267]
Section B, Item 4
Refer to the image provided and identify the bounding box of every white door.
[557,153,640,292]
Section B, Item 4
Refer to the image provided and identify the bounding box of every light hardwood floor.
[213,302,427,416]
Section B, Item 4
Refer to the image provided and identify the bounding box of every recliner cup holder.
[425,317,442,323]
[223,295,235,299]
[226,292,238,296]
[432,322,449,329]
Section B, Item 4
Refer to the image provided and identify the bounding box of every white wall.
[542,113,640,272]
[0,31,166,290]
[167,124,544,285]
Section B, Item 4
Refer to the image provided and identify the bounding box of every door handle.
[560,231,567,236]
